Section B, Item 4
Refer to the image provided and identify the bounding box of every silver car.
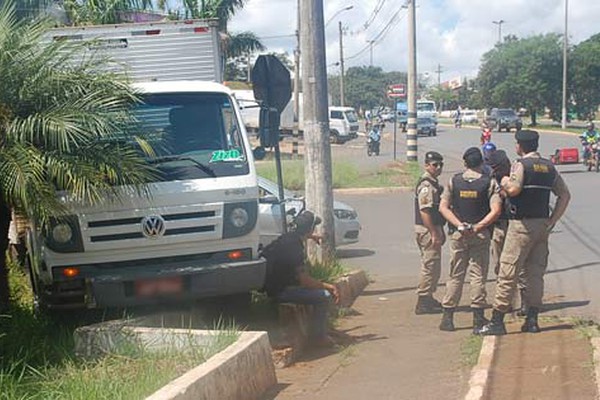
[258,177,361,248]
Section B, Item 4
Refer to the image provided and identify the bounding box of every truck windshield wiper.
[149,155,217,177]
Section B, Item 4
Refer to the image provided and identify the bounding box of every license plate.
[135,276,183,297]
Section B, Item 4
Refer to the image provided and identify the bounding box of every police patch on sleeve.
[419,186,429,195]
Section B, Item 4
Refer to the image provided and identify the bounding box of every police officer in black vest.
[479,130,571,335]
[438,147,502,332]
[414,151,446,314]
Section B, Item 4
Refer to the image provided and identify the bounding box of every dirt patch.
[486,320,597,400]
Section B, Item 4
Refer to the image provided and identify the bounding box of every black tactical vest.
[508,157,556,219]
[450,173,491,224]
[414,177,445,226]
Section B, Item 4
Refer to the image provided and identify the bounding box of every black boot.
[415,296,443,315]
[472,308,489,335]
[439,308,455,331]
[477,309,507,335]
[516,289,528,317]
[521,307,541,333]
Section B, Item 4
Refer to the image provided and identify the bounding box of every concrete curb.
[147,331,276,400]
[591,337,600,400]
[73,325,277,400]
[464,336,498,400]
[272,269,370,368]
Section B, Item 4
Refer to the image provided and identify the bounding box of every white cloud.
[229,0,600,82]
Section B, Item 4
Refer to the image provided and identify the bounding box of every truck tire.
[330,130,340,144]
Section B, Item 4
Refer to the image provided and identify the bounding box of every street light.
[492,20,505,43]
[325,5,353,28]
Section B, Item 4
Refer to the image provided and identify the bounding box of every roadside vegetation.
[0,261,238,400]
[256,159,421,190]
[460,334,483,367]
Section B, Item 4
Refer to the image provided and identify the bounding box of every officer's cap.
[486,149,509,167]
[515,129,539,143]
[424,151,443,164]
[463,146,483,167]
[295,210,322,236]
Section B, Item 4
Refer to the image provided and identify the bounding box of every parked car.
[257,177,361,248]
[417,117,437,136]
[486,108,522,132]
[460,110,479,124]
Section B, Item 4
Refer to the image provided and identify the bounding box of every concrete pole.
[406,0,418,162]
[339,21,345,106]
[301,0,335,262]
[293,0,301,157]
[561,0,568,130]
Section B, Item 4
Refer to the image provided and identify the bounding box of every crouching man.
[261,211,340,347]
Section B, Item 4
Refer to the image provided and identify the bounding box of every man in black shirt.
[262,211,340,347]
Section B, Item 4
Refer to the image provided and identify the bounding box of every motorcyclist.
[454,106,462,128]
[482,142,497,176]
[480,121,492,145]
[368,124,381,142]
[580,122,600,162]
[367,124,381,155]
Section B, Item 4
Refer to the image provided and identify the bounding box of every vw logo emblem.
[141,215,166,238]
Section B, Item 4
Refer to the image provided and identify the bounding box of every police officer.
[439,147,502,332]
[414,151,446,314]
[478,130,571,335]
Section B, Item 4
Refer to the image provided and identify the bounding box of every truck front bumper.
[43,253,266,308]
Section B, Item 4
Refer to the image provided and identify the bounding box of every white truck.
[28,19,266,309]
[235,90,359,143]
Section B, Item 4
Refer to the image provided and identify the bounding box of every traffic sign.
[387,83,406,98]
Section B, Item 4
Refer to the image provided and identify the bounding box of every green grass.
[308,258,349,283]
[256,159,421,190]
[461,334,484,367]
[1,261,238,400]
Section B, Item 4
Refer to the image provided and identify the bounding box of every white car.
[258,177,361,248]
[460,110,479,124]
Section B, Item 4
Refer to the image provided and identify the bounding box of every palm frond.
[227,31,265,59]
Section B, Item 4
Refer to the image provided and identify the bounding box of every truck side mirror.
[259,107,281,148]
[253,146,266,160]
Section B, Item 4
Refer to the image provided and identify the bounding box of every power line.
[362,0,387,31]
[346,5,406,61]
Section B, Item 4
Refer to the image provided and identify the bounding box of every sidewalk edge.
[464,336,498,400]
[591,337,600,400]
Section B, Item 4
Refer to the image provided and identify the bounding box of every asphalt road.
[334,123,600,320]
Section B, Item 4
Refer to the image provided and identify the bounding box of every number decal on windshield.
[210,149,245,163]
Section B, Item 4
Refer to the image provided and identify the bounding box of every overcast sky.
[229,0,600,84]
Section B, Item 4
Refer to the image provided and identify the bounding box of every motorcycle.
[367,130,381,156]
[454,117,462,129]
[480,127,492,146]
[581,140,600,172]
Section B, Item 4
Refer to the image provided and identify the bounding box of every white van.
[329,106,359,143]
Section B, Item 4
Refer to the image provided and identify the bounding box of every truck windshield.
[133,92,249,181]
[498,109,516,116]
[344,110,358,123]
[417,102,435,112]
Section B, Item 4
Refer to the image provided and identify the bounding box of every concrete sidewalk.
[262,278,478,400]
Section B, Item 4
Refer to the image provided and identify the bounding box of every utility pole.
[435,64,443,87]
[368,40,375,66]
[292,0,301,157]
[561,0,569,130]
[492,20,505,44]
[339,21,345,106]
[301,0,335,262]
[406,0,418,162]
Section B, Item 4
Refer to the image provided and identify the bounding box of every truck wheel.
[330,130,340,144]
[496,123,502,132]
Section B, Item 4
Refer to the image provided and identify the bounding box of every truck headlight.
[52,223,73,243]
[45,215,84,253]
[334,209,357,220]
[223,201,258,239]
[229,207,249,228]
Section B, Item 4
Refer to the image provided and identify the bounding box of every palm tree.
[0,2,155,310]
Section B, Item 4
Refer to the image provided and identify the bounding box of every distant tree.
[342,66,408,112]
[571,33,600,120]
[475,34,563,125]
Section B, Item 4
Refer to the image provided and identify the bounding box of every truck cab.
[329,106,359,143]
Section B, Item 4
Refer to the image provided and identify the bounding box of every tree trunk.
[531,110,537,126]
[0,196,11,310]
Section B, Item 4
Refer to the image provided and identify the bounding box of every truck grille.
[81,205,222,250]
